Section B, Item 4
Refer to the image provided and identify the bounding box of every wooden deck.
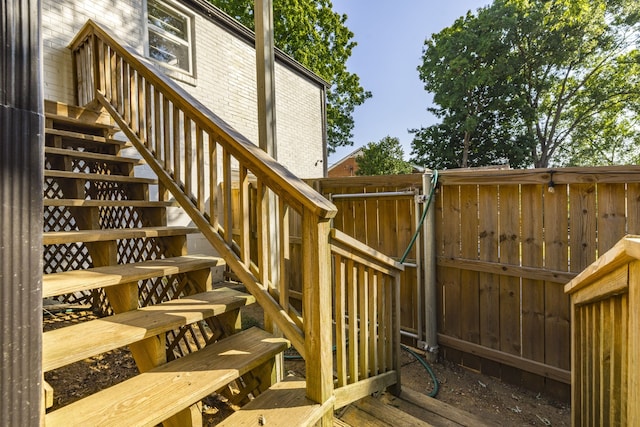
[336,386,491,427]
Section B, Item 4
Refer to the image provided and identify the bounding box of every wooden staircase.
[42,101,292,426]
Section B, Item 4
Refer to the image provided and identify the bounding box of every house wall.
[328,157,359,177]
[41,0,325,179]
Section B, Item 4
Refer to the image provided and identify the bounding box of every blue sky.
[328,0,492,165]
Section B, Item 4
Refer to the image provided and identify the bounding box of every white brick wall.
[42,0,326,179]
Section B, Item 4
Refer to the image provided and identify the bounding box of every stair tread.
[43,287,254,371]
[45,327,288,427]
[45,146,144,165]
[46,128,130,146]
[43,226,199,245]
[46,113,118,130]
[44,169,157,184]
[43,254,224,297]
[217,377,325,427]
[44,198,178,207]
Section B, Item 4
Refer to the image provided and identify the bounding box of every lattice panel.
[86,180,128,200]
[44,177,65,199]
[117,237,164,264]
[138,274,191,307]
[43,243,93,274]
[43,243,95,306]
[44,206,79,232]
[72,158,111,175]
[167,317,221,361]
[99,206,143,229]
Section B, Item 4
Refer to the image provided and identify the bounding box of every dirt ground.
[44,306,570,426]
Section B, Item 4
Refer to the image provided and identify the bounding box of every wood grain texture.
[43,287,255,371]
[46,327,287,427]
[43,254,224,297]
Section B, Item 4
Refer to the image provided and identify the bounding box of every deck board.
[217,377,326,427]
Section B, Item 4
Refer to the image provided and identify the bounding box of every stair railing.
[330,229,404,408]
[70,20,403,413]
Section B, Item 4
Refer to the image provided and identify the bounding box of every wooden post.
[303,213,334,425]
[422,171,439,363]
[255,0,283,380]
[0,0,43,425]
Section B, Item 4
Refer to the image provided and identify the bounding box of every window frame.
[145,0,197,83]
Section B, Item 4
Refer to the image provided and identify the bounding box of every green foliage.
[208,0,370,153]
[355,136,414,176]
[412,0,640,169]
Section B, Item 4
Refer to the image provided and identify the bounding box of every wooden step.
[43,287,253,371]
[45,147,144,166]
[43,226,199,245]
[43,254,224,297]
[44,199,178,208]
[46,112,118,131]
[217,376,328,427]
[46,128,130,147]
[45,327,289,427]
[44,169,157,185]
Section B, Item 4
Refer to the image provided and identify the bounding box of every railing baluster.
[385,274,393,372]
[196,126,204,211]
[335,254,347,387]
[184,117,192,196]
[347,258,358,383]
[279,198,290,308]
[153,90,161,158]
[359,265,369,379]
[145,80,152,150]
[208,133,218,228]
[378,271,387,372]
[257,180,269,285]
[123,62,130,124]
[240,166,250,267]
[137,74,144,137]
[173,107,181,184]
[368,268,378,375]
[163,97,171,172]
[222,148,232,245]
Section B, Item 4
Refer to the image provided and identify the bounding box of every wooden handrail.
[69,20,337,220]
[69,20,403,415]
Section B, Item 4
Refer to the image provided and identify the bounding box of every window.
[147,0,194,76]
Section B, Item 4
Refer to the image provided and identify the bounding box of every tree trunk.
[461,130,471,168]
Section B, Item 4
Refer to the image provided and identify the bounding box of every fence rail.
[310,166,640,399]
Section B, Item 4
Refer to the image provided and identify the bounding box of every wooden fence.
[310,166,640,400]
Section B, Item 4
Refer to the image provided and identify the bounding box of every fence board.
[543,184,570,374]
[441,185,461,348]
[569,183,597,273]
[308,167,640,399]
[459,185,480,345]
[598,184,627,255]
[498,185,521,356]
[521,184,545,390]
[629,183,640,235]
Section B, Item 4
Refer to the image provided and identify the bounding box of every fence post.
[302,211,334,424]
[422,171,439,363]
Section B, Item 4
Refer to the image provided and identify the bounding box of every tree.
[208,0,371,153]
[355,136,413,176]
[412,0,640,169]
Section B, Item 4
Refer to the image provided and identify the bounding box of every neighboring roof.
[180,0,329,88]
[327,147,363,171]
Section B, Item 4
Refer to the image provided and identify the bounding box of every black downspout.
[0,0,44,425]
